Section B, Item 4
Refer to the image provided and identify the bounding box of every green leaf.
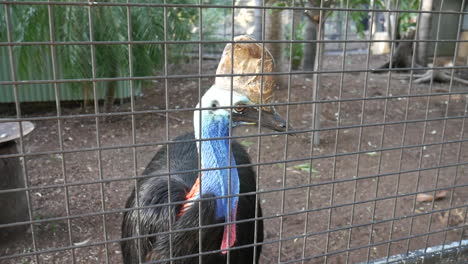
[240,140,255,147]
[293,163,319,174]
[272,2,287,8]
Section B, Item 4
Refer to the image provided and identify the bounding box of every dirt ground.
[1,54,467,264]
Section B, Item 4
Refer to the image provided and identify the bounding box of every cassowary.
[121,86,287,263]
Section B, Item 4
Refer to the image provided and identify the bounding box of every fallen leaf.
[435,190,448,200]
[292,163,319,174]
[73,238,91,246]
[416,193,434,202]
[416,191,448,202]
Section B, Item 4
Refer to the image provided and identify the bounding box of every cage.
[0,1,467,263]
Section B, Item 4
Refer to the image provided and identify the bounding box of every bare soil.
[1,54,467,264]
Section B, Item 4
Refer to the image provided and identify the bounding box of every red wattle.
[221,206,237,254]
[221,223,236,254]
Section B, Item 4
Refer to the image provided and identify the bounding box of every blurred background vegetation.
[0,0,421,109]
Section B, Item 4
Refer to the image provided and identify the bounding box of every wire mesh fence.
[0,0,467,264]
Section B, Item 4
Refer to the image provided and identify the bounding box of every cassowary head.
[188,36,289,255]
[193,86,288,140]
[194,35,289,139]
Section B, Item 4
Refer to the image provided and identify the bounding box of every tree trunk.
[82,82,93,110]
[265,2,282,61]
[384,0,392,38]
[253,0,263,41]
[104,81,116,112]
[372,30,416,72]
[265,1,287,89]
[302,1,323,145]
[303,17,317,71]
[310,22,324,146]
[104,59,118,112]
[417,0,434,66]
[371,0,378,36]
[389,12,397,41]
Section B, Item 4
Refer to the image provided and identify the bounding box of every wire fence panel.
[0,1,467,264]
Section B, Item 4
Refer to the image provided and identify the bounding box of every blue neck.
[198,114,239,220]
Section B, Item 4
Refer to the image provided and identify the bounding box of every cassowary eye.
[234,104,247,113]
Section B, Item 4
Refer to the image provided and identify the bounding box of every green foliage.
[398,0,420,34]
[271,0,289,8]
[348,0,385,38]
[349,12,367,37]
[285,20,306,69]
[5,5,51,80]
[296,0,419,39]
[347,0,419,37]
[1,1,199,86]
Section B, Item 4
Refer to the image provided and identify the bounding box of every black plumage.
[121,133,263,264]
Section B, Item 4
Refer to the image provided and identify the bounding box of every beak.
[232,106,293,133]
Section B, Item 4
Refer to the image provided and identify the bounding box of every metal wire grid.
[0,1,467,264]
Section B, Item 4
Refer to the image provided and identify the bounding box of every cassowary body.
[121,133,262,263]
[121,86,287,263]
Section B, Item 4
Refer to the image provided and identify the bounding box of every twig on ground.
[155,113,187,123]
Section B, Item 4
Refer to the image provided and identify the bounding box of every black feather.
[121,133,263,264]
